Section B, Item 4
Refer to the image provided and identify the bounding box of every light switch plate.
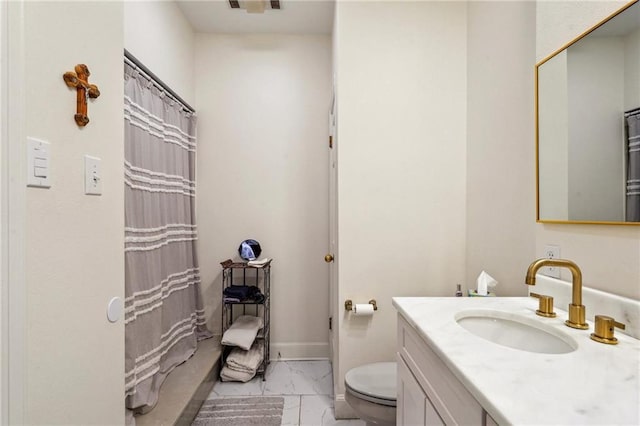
[27,137,51,188]
[84,155,102,195]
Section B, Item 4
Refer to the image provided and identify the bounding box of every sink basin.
[455,309,577,354]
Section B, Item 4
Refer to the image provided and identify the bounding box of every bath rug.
[192,396,284,426]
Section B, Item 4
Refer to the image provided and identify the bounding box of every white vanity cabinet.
[394,297,640,425]
[397,352,444,425]
[397,314,496,426]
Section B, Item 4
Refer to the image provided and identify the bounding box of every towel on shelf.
[221,315,264,350]
[220,365,256,383]
[223,285,264,303]
[224,285,261,300]
[226,340,264,373]
[220,340,265,382]
[250,293,265,303]
[248,258,271,267]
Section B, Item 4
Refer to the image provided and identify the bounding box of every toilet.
[344,362,396,426]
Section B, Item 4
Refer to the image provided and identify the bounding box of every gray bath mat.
[192,396,284,426]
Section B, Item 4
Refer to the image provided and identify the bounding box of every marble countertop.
[392,297,640,425]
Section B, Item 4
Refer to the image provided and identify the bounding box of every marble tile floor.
[204,360,365,426]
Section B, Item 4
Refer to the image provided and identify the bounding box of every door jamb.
[1,1,27,423]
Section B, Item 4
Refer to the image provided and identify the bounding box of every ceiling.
[176,0,335,34]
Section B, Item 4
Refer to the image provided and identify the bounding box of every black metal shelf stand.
[220,259,271,380]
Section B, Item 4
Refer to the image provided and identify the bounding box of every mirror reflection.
[537,1,640,224]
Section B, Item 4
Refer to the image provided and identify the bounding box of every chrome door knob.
[325,254,334,263]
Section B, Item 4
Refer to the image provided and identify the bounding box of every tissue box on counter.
[474,270,498,296]
[468,289,496,297]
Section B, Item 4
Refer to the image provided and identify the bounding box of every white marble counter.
[393,297,640,425]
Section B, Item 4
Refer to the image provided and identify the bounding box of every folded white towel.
[247,258,271,267]
[220,365,256,383]
[226,340,264,373]
[221,315,264,350]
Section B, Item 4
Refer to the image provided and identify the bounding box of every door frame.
[1,0,27,423]
[328,83,341,412]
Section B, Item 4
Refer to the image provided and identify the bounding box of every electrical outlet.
[542,245,561,278]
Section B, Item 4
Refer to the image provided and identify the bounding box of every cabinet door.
[397,354,444,426]
[398,315,485,425]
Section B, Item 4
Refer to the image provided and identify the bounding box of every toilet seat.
[345,362,396,407]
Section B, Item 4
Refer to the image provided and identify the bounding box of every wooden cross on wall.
[63,64,100,127]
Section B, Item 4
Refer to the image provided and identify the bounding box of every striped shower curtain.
[124,63,211,414]
[627,113,640,222]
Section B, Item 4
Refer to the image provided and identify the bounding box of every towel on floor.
[221,315,264,350]
[226,340,264,373]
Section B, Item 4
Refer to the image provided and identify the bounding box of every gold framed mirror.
[535,0,640,225]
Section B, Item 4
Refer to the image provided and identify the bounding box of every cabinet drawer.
[398,314,483,425]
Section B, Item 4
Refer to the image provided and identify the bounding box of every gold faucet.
[525,259,589,330]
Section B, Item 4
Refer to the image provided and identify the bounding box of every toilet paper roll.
[353,303,375,316]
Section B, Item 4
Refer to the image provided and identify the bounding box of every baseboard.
[334,393,358,419]
[270,342,329,360]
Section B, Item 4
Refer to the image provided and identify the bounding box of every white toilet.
[344,362,396,426]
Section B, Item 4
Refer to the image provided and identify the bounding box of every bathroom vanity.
[397,313,494,425]
[393,297,640,425]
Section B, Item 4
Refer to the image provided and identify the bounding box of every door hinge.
[329,316,332,330]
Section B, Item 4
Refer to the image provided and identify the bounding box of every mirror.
[536,0,640,225]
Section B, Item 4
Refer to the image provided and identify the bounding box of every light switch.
[84,155,102,195]
[34,167,47,178]
[27,137,51,188]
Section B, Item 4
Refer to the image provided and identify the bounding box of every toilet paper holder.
[344,299,377,311]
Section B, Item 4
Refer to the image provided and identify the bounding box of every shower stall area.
[121,1,333,422]
[123,51,215,424]
[626,108,640,222]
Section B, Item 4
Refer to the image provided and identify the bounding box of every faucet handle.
[590,315,626,345]
[530,292,556,318]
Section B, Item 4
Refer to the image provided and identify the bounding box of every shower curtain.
[124,63,211,414]
[627,113,640,222]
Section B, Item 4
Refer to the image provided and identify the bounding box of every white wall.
[24,2,124,423]
[466,1,536,297]
[536,0,640,300]
[195,34,332,359]
[124,1,196,106]
[334,0,467,415]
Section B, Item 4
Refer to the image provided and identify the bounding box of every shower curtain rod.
[124,49,195,114]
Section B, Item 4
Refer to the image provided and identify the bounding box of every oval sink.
[455,309,577,354]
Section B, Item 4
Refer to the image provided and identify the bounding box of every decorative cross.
[63,64,100,127]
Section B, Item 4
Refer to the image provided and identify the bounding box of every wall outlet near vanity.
[542,245,561,278]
